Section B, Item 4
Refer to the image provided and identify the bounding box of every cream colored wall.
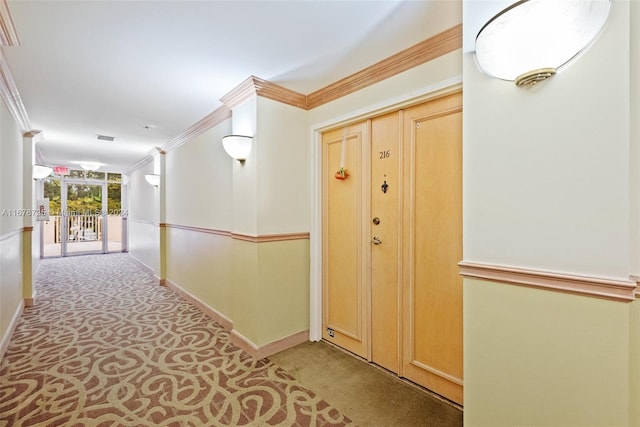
[164,97,311,348]
[165,121,232,229]
[164,120,234,319]
[463,1,630,279]
[128,160,160,274]
[256,97,309,234]
[0,103,22,235]
[462,1,637,425]
[630,2,640,423]
[0,99,24,348]
[632,0,640,280]
[231,98,258,236]
[0,233,22,343]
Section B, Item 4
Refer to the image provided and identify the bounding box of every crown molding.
[218,24,462,111]
[128,25,462,171]
[126,106,231,174]
[251,76,307,109]
[306,24,462,109]
[0,0,19,46]
[0,49,29,131]
[163,105,231,153]
[219,75,307,110]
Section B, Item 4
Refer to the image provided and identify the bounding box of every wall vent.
[97,134,116,142]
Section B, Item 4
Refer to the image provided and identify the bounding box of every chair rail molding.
[459,261,638,302]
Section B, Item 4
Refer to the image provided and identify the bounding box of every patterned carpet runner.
[0,254,352,426]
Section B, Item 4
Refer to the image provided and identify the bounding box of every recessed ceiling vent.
[97,134,116,142]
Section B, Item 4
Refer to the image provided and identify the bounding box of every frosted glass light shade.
[33,164,53,179]
[145,174,160,187]
[475,0,611,86]
[222,135,252,164]
[80,162,101,171]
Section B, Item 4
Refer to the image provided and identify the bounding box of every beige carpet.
[271,341,463,427]
[0,254,351,426]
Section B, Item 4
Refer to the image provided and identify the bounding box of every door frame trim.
[308,77,462,341]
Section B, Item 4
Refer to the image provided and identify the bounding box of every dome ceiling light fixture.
[475,0,612,87]
[222,135,253,165]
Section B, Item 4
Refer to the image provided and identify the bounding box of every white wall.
[128,159,160,274]
[231,98,259,236]
[256,97,309,234]
[0,98,24,350]
[165,120,232,229]
[462,1,638,425]
[463,0,631,280]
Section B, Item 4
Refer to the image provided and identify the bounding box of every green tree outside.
[44,178,122,215]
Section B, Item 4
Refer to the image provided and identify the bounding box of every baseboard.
[24,290,36,307]
[164,279,233,331]
[128,255,163,285]
[231,329,309,359]
[163,277,308,360]
[0,300,24,361]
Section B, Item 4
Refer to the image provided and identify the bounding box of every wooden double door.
[322,91,463,404]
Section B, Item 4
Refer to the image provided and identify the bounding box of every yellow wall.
[256,240,309,345]
[165,227,233,320]
[631,299,640,426]
[464,279,631,426]
[230,239,310,347]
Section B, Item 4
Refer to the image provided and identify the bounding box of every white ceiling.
[2,0,461,173]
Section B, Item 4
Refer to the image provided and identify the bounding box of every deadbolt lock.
[372,217,380,225]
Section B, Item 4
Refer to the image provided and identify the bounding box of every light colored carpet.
[0,254,351,426]
[270,341,463,427]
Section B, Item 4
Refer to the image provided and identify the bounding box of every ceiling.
[2,0,461,173]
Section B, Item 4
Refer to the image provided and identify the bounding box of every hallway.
[0,254,464,426]
[0,254,351,426]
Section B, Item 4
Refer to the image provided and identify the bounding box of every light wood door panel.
[402,92,463,404]
[321,91,463,403]
[370,111,401,373]
[322,122,369,358]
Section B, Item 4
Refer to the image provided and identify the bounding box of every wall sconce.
[145,174,160,187]
[475,0,611,86]
[33,164,53,180]
[222,135,253,164]
[80,162,101,171]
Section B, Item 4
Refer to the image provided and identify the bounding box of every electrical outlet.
[327,328,334,338]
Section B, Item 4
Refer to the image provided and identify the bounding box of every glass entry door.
[62,182,107,255]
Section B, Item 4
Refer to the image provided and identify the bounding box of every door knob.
[372,217,380,225]
[372,236,382,245]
